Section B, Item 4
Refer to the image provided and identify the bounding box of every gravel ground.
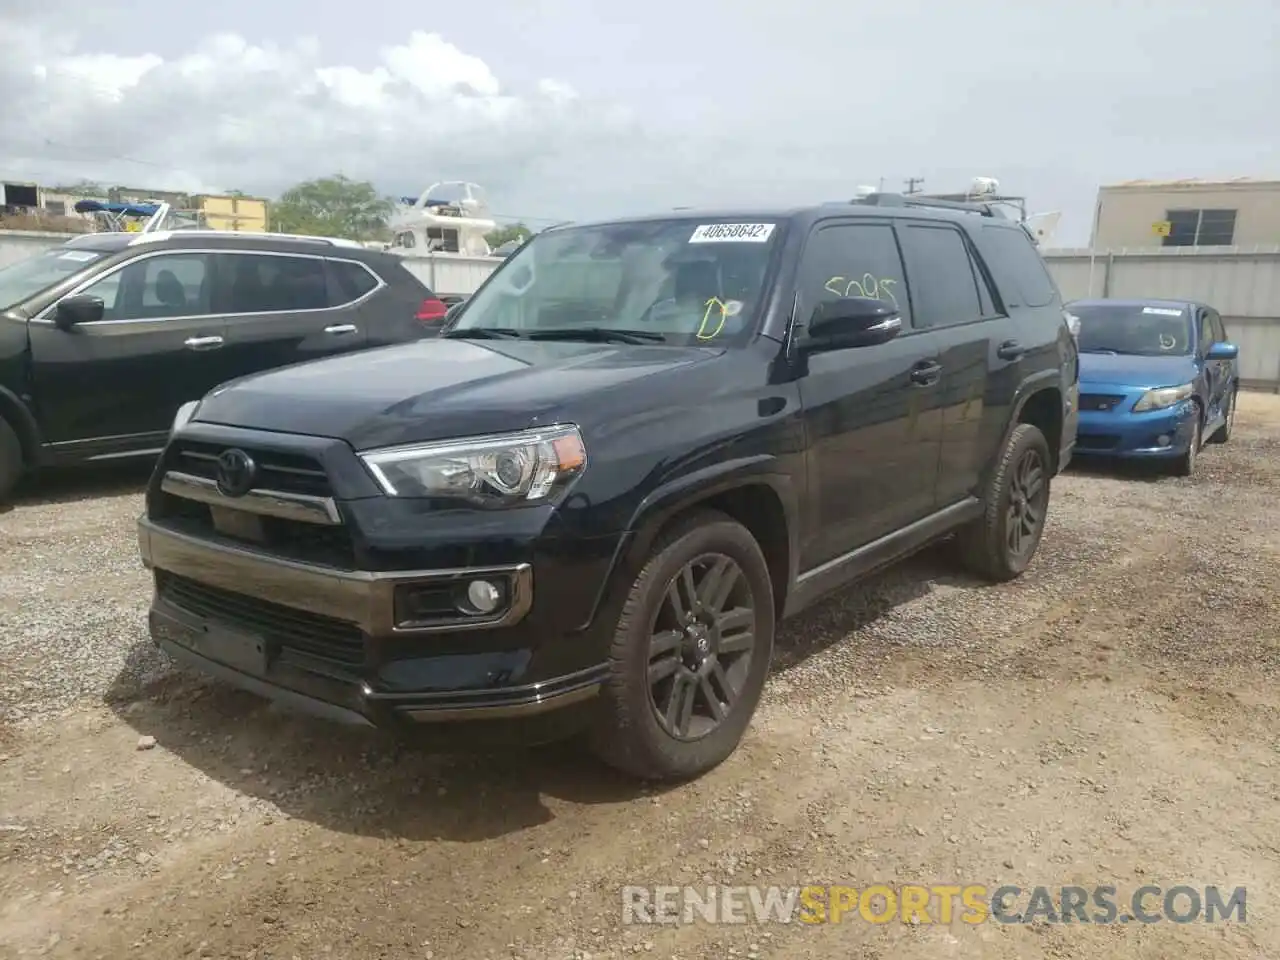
[1,393,1279,959]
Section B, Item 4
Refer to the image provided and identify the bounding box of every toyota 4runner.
[137,193,1079,780]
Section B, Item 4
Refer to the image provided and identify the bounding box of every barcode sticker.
[689,223,776,244]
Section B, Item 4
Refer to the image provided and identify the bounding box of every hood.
[192,337,723,449]
[1078,351,1198,390]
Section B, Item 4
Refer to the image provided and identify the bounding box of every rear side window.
[897,224,983,328]
[211,253,329,313]
[977,225,1057,308]
[326,259,379,304]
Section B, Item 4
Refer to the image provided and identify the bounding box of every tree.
[485,222,533,248]
[271,175,393,241]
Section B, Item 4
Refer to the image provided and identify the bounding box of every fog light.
[466,579,503,615]
[1156,434,1171,447]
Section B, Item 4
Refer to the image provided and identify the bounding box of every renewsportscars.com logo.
[621,884,1248,926]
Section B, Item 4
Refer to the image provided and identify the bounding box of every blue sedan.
[1065,298,1239,475]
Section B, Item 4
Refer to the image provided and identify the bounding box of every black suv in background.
[0,230,449,500]
[137,194,1078,780]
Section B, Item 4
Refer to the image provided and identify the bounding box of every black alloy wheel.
[646,553,757,741]
[1006,445,1048,563]
[954,422,1052,582]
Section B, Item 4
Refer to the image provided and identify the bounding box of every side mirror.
[53,294,105,330]
[1207,341,1238,360]
[803,297,902,352]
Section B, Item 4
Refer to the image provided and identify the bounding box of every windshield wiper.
[523,327,668,345]
[442,327,527,340]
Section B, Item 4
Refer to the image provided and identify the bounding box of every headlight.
[360,424,587,503]
[171,400,200,435]
[1132,382,1194,413]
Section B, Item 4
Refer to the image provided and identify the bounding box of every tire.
[588,509,776,781]
[1208,389,1236,445]
[0,417,22,504]
[954,422,1052,582]
[1173,406,1202,476]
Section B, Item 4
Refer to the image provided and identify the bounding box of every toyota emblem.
[215,448,257,497]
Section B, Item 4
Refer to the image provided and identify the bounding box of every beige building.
[1091,177,1280,250]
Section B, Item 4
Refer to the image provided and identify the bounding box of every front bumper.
[1074,396,1198,458]
[138,518,611,736]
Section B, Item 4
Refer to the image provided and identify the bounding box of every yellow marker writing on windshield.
[698,297,728,340]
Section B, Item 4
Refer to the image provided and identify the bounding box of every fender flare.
[0,384,41,466]
[995,370,1067,472]
[580,454,802,630]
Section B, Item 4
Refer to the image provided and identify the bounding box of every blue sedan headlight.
[1132,382,1194,413]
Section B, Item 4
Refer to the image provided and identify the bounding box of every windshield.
[449,218,782,345]
[0,247,105,311]
[1067,302,1193,356]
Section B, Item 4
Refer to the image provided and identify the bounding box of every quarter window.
[800,222,912,328]
[327,259,379,304]
[897,224,983,328]
[976,224,1056,308]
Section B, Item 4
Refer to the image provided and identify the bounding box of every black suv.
[136,194,1079,780]
[0,229,449,500]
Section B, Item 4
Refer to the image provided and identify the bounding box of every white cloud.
[0,24,624,219]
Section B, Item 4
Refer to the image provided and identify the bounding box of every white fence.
[6,228,1280,388]
[0,229,502,298]
[1042,245,1280,390]
[0,229,68,268]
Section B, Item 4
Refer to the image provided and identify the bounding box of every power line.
[904,177,924,195]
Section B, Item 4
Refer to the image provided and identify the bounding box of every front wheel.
[954,422,1052,582]
[1208,389,1236,445]
[1173,409,1202,476]
[0,417,22,505]
[589,510,775,781]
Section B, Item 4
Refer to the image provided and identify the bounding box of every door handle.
[909,360,941,386]
[324,324,358,335]
[997,339,1025,361]
[184,335,224,351]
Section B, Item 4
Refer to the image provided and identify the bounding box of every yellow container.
[198,195,268,232]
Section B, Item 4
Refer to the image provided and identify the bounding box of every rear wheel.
[0,417,22,504]
[589,510,775,781]
[1173,408,1202,476]
[955,423,1052,582]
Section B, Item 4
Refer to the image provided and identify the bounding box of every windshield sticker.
[1142,306,1183,317]
[688,223,775,244]
[58,250,98,262]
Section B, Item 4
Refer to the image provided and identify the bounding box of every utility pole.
[904,177,924,195]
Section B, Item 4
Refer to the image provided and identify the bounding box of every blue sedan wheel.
[1174,412,1201,477]
[1209,388,1236,445]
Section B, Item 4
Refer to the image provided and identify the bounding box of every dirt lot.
[2,394,1279,960]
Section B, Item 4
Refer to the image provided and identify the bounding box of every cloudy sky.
[1,0,1276,243]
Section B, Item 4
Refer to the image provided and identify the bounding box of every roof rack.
[852,192,1008,219]
[128,230,364,249]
